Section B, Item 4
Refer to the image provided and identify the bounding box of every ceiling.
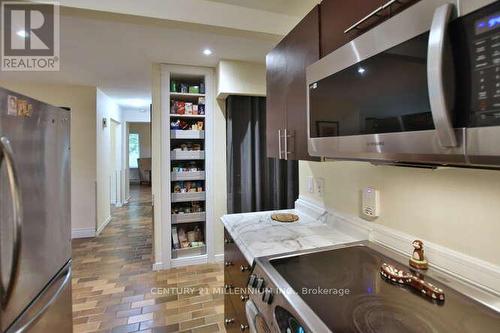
[2,0,318,108]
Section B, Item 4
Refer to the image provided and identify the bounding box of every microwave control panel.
[470,8,500,126]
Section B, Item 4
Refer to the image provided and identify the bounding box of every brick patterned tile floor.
[72,185,225,333]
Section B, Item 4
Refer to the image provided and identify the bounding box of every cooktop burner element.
[349,295,444,333]
[269,245,500,332]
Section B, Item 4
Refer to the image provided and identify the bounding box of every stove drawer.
[224,227,251,332]
[224,228,251,288]
[224,286,250,332]
[224,290,238,332]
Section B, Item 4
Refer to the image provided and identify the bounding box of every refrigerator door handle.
[7,263,71,333]
[0,136,23,308]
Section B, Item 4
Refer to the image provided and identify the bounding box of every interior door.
[0,90,71,331]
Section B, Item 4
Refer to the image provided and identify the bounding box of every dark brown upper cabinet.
[320,0,386,57]
[266,5,320,161]
[266,39,287,159]
[320,0,420,57]
[266,1,419,160]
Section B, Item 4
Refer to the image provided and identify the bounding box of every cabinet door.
[285,5,320,161]
[320,0,387,57]
[266,40,287,159]
[320,0,420,57]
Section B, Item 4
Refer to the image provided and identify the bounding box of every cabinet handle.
[278,129,283,159]
[284,129,288,160]
[240,295,249,302]
[240,265,250,272]
[225,318,235,325]
[344,0,399,34]
[225,261,233,267]
[283,129,294,159]
[224,284,234,291]
[224,238,233,244]
[0,137,22,308]
[240,324,249,331]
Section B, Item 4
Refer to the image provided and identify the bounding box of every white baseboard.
[371,224,500,295]
[96,216,112,236]
[214,253,224,262]
[296,195,500,295]
[171,255,208,268]
[152,262,166,271]
[72,228,95,239]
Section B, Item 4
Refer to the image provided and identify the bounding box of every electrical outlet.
[306,176,314,193]
[315,178,325,197]
[361,187,380,220]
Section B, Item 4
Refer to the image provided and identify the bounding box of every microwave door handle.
[0,137,23,308]
[427,3,457,148]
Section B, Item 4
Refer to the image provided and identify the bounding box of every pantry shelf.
[171,171,205,181]
[170,130,205,139]
[171,212,206,224]
[170,150,205,160]
[163,64,213,268]
[171,191,206,203]
[170,114,206,119]
[170,92,205,98]
[171,245,207,259]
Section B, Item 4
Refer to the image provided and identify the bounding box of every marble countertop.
[221,208,360,264]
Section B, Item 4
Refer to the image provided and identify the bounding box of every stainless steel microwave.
[307,0,500,168]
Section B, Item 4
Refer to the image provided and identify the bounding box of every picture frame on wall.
[316,121,339,137]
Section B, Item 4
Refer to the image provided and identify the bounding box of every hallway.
[72,185,225,333]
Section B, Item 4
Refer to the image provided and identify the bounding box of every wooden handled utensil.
[380,263,445,302]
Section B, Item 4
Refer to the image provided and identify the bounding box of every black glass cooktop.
[271,245,500,333]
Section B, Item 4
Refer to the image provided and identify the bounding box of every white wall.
[299,161,500,266]
[212,60,267,256]
[129,122,152,182]
[152,63,162,263]
[96,89,123,233]
[121,109,151,199]
[216,60,266,99]
[0,81,97,237]
[213,99,227,256]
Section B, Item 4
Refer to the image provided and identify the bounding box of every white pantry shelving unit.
[160,64,214,268]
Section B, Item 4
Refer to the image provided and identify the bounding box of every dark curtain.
[226,95,298,214]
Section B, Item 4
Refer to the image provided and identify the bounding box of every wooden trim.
[71,228,96,239]
[96,216,112,236]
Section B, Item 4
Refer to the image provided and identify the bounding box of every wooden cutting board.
[271,213,299,223]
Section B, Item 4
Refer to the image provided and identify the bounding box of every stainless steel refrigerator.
[0,87,72,333]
